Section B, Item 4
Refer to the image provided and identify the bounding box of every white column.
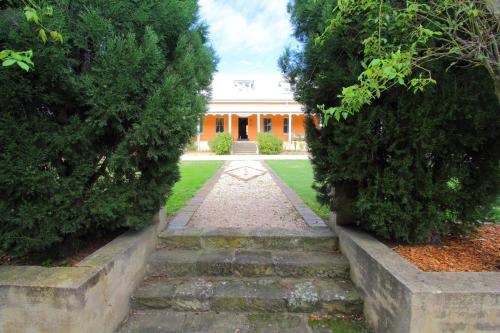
[257,113,261,133]
[228,114,232,135]
[288,113,292,143]
[196,122,201,152]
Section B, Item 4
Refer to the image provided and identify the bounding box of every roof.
[207,74,303,115]
[210,74,295,102]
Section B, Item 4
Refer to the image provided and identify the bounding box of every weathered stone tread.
[147,248,350,278]
[132,276,362,315]
[116,310,335,333]
[158,227,337,252]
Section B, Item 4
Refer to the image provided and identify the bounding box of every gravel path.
[188,161,307,229]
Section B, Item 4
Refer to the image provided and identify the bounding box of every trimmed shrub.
[209,133,233,155]
[257,133,284,155]
[0,1,216,256]
[282,0,500,243]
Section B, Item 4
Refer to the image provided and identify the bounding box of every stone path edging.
[167,161,228,230]
[262,162,328,229]
[169,160,328,230]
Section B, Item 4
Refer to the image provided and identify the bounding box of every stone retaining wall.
[0,208,166,333]
[329,217,500,333]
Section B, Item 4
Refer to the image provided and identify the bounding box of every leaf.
[39,29,47,44]
[24,7,40,24]
[2,59,16,67]
[0,51,9,60]
[50,31,64,43]
[17,61,30,71]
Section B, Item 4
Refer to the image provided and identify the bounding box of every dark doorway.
[238,118,248,141]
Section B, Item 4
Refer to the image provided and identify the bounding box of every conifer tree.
[0,0,216,255]
[281,0,500,243]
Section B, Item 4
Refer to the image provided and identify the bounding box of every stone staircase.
[117,227,363,332]
[232,141,257,154]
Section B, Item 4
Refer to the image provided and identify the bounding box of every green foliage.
[282,0,500,243]
[257,133,283,155]
[166,161,224,218]
[2,1,63,71]
[0,0,216,256]
[209,133,233,155]
[318,0,500,121]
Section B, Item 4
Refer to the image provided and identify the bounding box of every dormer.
[234,80,255,92]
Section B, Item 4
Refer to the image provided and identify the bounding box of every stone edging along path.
[167,161,228,230]
[168,160,327,231]
[262,161,327,228]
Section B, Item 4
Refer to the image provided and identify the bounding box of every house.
[195,74,311,153]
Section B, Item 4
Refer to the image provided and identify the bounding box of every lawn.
[166,161,224,218]
[266,160,331,219]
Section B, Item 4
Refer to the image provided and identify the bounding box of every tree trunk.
[332,181,357,225]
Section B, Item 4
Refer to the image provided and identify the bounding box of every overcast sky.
[198,0,297,75]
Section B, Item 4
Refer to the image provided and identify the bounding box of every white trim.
[288,113,292,143]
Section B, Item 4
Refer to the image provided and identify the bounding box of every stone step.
[158,227,338,252]
[232,142,258,154]
[147,248,350,279]
[131,276,362,316]
[117,310,339,333]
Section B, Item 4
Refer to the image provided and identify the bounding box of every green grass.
[166,161,224,218]
[308,316,372,333]
[266,160,331,219]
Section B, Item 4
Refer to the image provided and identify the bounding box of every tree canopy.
[316,0,500,122]
[281,0,500,243]
[0,0,216,255]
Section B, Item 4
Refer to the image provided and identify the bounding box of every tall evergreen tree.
[0,0,216,255]
[281,0,500,243]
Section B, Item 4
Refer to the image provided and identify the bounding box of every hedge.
[257,133,283,155]
[282,0,500,243]
[0,0,216,256]
[209,133,233,155]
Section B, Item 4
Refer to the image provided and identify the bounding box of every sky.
[198,0,297,76]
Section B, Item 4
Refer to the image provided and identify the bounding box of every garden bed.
[393,224,499,272]
[0,229,124,267]
[0,209,166,333]
[332,219,500,333]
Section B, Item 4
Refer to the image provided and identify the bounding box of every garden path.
[116,160,364,333]
[188,160,307,229]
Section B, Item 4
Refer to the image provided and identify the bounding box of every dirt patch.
[393,224,499,272]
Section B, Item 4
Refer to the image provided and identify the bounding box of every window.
[216,118,224,133]
[234,80,255,92]
[283,117,289,134]
[264,118,272,132]
[198,117,204,134]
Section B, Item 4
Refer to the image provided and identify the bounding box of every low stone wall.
[0,208,166,333]
[330,217,500,333]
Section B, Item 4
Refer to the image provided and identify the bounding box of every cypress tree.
[281,0,500,243]
[0,0,216,255]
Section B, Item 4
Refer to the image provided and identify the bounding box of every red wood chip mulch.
[393,224,500,272]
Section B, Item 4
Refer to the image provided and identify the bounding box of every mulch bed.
[393,224,500,272]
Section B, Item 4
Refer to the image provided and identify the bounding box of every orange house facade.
[195,75,310,153]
